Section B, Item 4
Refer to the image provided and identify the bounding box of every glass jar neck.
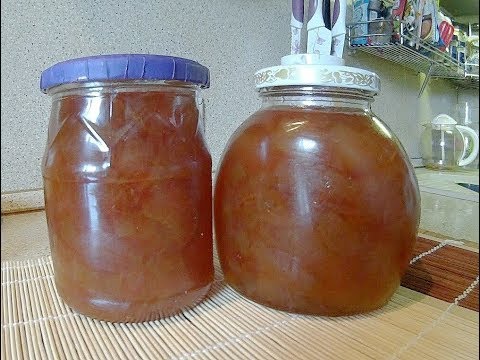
[258,86,374,112]
[48,80,199,98]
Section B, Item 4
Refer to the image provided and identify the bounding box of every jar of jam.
[214,54,420,316]
[40,54,213,322]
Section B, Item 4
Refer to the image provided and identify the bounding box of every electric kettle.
[421,114,479,170]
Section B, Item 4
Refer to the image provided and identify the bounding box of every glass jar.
[40,54,213,322]
[214,57,421,316]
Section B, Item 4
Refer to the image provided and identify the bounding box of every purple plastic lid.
[40,54,210,93]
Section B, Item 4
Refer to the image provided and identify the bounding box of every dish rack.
[347,20,479,96]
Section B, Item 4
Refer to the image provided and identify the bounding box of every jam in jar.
[40,54,213,322]
[214,55,420,316]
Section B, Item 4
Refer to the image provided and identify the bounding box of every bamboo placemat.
[2,238,479,360]
[402,238,479,311]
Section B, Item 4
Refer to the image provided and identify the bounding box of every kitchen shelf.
[347,20,479,95]
[456,63,479,88]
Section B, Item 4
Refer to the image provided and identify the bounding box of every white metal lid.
[254,54,381,94]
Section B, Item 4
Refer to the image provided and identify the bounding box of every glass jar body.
[214,88,420,316]
[42,82,213,322]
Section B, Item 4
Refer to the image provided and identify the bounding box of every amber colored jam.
[42,85,213,322]
[214,105,420,316]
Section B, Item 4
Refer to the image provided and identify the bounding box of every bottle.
[40,54,213,322]
[214,54,420,316]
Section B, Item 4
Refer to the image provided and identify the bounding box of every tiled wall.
[1,0,478,192]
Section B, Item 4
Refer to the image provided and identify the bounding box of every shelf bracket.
[418,64,433,98]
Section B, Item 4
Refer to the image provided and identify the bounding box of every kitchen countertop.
[415,168,479,244]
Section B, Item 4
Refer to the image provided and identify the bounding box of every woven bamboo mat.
[2,238,479,360]
[401,238,479,311]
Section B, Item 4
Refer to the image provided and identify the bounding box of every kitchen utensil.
[367,0,391,44]
[420,16,432,40]
[438,17,454,51]
[421,114,480,170]
[323,0,331,30]
[414,0,426,48]
[456,101,479,169]
[351,0,369,45]
[430,0,440,43]
[331,0,347,57]
[291,0,304,54]
[307,0,332,54]
[392,0,407,20]
[419,0,439,42]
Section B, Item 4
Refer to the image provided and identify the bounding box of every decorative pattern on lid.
[254,63,380,93]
